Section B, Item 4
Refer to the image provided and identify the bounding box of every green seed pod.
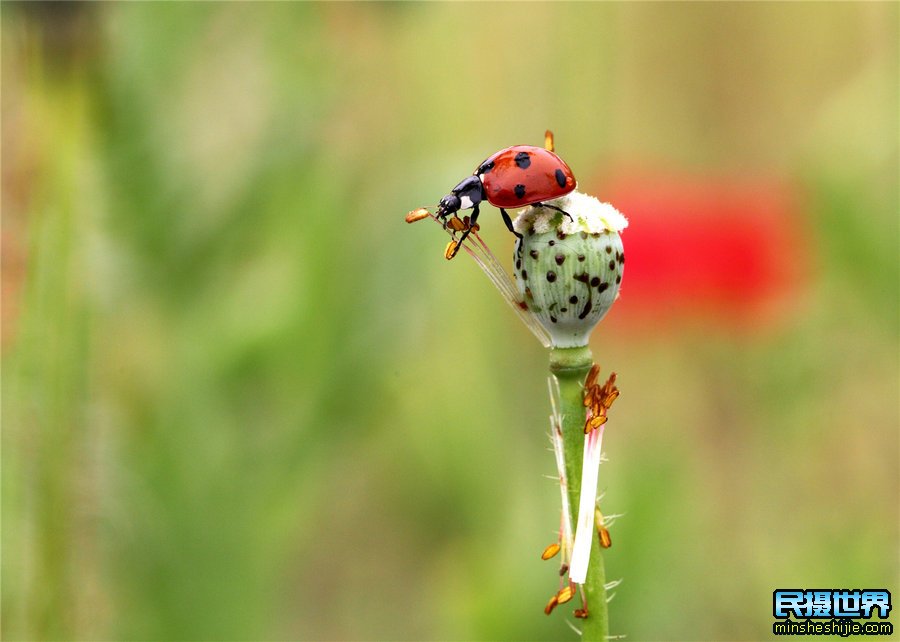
[513,192,627,348]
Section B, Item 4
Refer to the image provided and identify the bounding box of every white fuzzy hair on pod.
[513,192,629,236]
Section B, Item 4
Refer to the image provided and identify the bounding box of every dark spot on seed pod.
[598,282,609,293]
[529,249,539,259]
[581,232,588,240]
[522,270,528,280]
[546,271,557,283]
[606,246,612,254]
[561,307,567,313]
[578,300,592,319]
[550,315,557,323]
[569,295,578,304]
[557,230,567,240]
[514,184,526,199]
[577,254,585,262]
[574,272,590,284]
[555,254,565,266]
[548,240,555,246]
[517,300,528,310]
[592,232,601,238]
[516,259,521,269]
[619,253,625,265]
[525,287,533,299]
[528,228,535,236]
[514,151,531,169]
[590,276,600,287]
[616,275,621,283]
[609,260,616,270]
[555,168,566,188]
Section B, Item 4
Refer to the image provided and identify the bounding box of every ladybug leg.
[540,203,574,222]
[451,203,480,258]
[500,208,523,240]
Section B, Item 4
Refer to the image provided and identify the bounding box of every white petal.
[568,427,604,584]
[548,376,574,557]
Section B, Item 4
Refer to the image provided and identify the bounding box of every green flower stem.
[550,346,609,641]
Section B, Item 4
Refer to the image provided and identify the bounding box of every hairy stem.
[550,346,609,641]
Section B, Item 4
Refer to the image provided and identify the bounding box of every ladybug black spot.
[515,151,531,169]
[555,169,567,188]
[514,184,526,199]
[478,160,494,175]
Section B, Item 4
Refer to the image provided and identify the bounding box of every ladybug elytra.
[435,138,576,258]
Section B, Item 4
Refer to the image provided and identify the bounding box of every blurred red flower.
[590,169,809,334]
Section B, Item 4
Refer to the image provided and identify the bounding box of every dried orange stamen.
[556,584,576,604]
[595,507,613,548]
[446,217,467,232]
[444,240,459,260]
[585,363,601,388]
[405,207,430,223]
[544,594,559,615]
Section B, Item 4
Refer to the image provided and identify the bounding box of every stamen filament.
[416,210,553,347]
[461,232,551,347]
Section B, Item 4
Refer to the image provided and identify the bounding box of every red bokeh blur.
[590,169,810,334]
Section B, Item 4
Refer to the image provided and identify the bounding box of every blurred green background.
[2,3,897,640]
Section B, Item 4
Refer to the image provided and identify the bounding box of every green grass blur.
[2,3,897,641]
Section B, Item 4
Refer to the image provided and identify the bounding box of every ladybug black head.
[436,193,461,219]
[438,176,484,220]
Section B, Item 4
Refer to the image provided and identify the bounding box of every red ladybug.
[436,142,576,257]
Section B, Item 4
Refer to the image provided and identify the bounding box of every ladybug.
[436,141,576,258]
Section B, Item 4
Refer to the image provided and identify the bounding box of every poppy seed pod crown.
[513,192,628,348]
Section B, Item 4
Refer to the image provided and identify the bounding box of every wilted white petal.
[569,426,604,584]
